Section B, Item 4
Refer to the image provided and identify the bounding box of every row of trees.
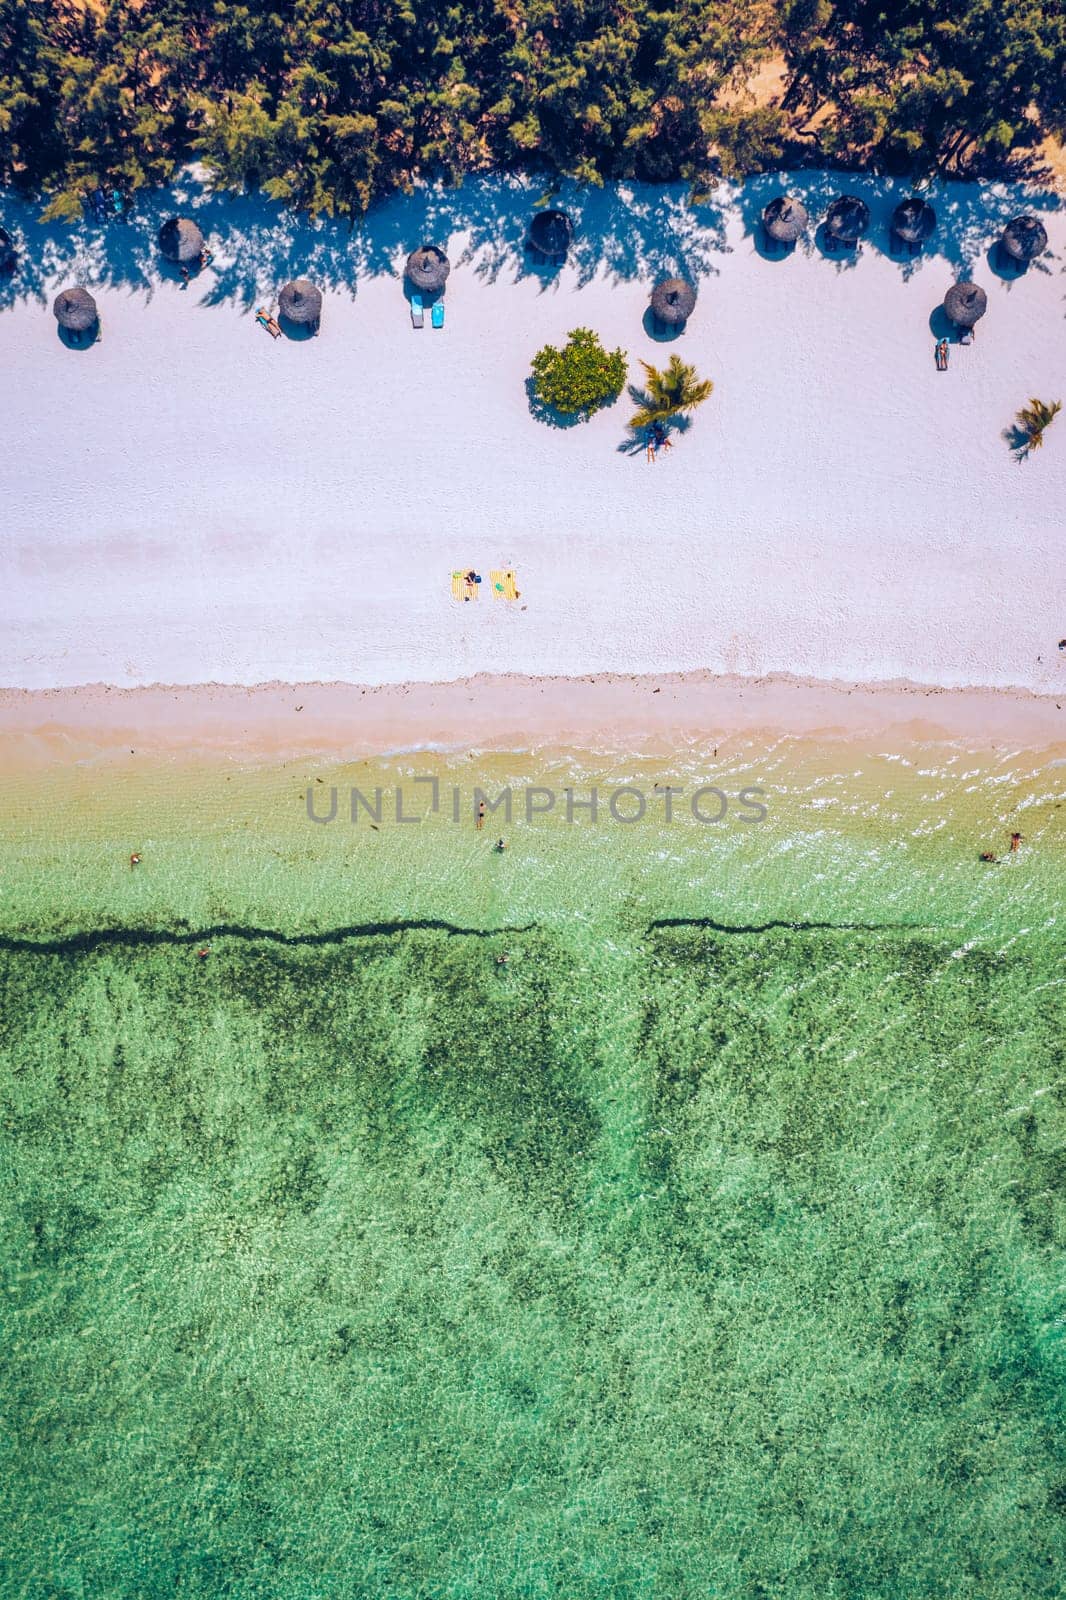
[1,1,1063,222]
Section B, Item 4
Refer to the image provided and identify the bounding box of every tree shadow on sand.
[1002,421,1035,461]
[0,168,735,317]
[0,164,1060,325]
[731,168,1062,282]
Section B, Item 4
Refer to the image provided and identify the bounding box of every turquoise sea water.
[1,744,1063,1597]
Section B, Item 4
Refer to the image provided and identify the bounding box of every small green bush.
[530,327,627,419]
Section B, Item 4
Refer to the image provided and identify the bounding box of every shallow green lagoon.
[1,748,1063,1597]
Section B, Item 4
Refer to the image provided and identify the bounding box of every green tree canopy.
[530,327,627,419]
[0,1,1062,218]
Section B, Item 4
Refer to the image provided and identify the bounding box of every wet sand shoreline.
[1,671,1063,774]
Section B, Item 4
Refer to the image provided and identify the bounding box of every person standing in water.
[476,800,486,831]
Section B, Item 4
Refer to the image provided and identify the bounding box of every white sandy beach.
[2,169,1064,695]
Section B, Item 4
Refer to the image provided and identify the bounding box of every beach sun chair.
[451,570,480,601]
[490,568,520,600]
[431,300,445,330]
[410,293,424,329]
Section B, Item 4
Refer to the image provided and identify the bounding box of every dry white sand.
[2,169,1064,694]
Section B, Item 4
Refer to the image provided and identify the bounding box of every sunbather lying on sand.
[647,422,673,461]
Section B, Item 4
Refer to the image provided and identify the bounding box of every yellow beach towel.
[451,570,479,601]
[490,568,520,601]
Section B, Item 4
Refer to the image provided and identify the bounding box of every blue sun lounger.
[410,293,424,329]
[431,300,445,330]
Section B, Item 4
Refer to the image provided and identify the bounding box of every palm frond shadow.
[617,389,691,454]
[1003,423,1033,461]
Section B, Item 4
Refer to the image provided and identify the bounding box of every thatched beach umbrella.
[1000,214,1048,263]
[824,195,870,246]
[405,245,450,294]
[53,285,98,333]
[762,195,808,245]
[891,196,936,245]
[944,281,988,328]
[158,215,205,265]
[527,209,573,259]
[650,278,697,328]
[279,279,322,329]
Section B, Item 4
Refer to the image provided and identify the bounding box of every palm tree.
[628,355,713,430]
[1014,397,1061,455]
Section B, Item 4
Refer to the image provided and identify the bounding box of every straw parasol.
[762,195,808,244]
[405,245,450,294]
[650,277,697,328]
[891,196,936,245]
[278,279,323,327]
[943,281,988,328]
[824,195,870,245]
[1000,214,1048,263]
[53,285,98,333]
[527,209,573,258]
[158,216,205,265]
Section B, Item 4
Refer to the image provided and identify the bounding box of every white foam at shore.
[2,169,1064,693]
